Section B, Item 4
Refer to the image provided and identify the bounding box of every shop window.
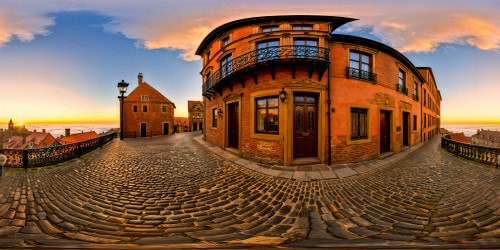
[350,108,368,140]
[256,96,279,134]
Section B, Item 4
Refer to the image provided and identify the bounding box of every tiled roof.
[188,100,202,111]
[126,82,176,108]
[174,117,189,126]
[2,132,57,149]
[58,131,99,145]
[449,132,472,144]
[473,129,500,142]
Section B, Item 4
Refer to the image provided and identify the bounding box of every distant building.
[174,117,189,133]
[58,131,98,145]
[2,132,58,149]
[122,73,176,138]
[188,100,203,132]
[472,129,500,147]
[446,132,472,144]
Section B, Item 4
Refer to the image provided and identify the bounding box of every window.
[349,51,373,81]
[294,39,318,59]
[350,108,368,140]
[292,24,313,30]
[212,108,218,128]
[220,54,232,78]
[221,37,230,47]
[256,96,279,134]
[256,39,279,62]
[413,82,419,101]
[424,113,426,128]
[397,70,407,95]
[133,105,138,112]
[206,72,212,86]
[141,95,149,101]
[262,25,279,32]
[413,115,417,131]
[143,105,148,112]
[162,106,167,113]
[424,89,427,106]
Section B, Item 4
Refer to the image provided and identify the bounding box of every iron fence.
[0,133,117,168]
[441,137,500,166]
[396,84,409,95]
[345,67,377,82]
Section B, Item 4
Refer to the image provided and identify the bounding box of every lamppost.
[117,80,129,140]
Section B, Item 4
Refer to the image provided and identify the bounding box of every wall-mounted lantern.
[279,87,287,103]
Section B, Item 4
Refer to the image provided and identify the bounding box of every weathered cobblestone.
[0,132,498,248]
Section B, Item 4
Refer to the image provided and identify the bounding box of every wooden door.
[403,112,409,147]
[141,123,147,137]
[163,123,169,135]
[294,93,318,158]
[228,103,239,149]
[193,123,198,131]
[380,111,391,153]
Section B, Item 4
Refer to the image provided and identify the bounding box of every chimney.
[138,72,143,85]
[22,134,27,145]
[42,129,46,133]
[34,129,37,133]
[65,128,70,137]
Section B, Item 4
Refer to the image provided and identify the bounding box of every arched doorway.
[193,123,198,131]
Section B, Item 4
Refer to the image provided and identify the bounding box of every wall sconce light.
[279,87,287,103]
[217,108,223,116]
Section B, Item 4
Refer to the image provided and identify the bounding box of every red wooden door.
[228,103,239,149]
[380,111,391,153]
[294,93,318,158]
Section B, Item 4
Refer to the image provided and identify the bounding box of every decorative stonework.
[400,101,412,110]
[369,93,395,108]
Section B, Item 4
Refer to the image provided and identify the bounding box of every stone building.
[472,129,500,147]
[174,117,189,133]
[122,73,175,138]
[188,100,204,131]
[196,15,441,165]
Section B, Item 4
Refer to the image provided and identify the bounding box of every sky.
[0,0,499,125]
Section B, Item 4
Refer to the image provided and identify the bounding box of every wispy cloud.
[0,0,498,60]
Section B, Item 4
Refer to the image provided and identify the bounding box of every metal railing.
[413,94,419,101]
[396,84,408,95]
[441,137,500,166]
[0,133,116,168]
[346,67,377,82]
[203,45,330,95]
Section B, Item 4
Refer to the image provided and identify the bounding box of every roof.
[174,117,189,126]
[331,34,427,83]
[188,100,202,111]
[473,129,500,142]
[58,131,99,145]
[2,132,57,149]
[196,15,357,55]
[449,132,471,144]
[126,82,176,109]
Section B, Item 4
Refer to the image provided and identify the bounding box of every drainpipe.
[327,25,333,166]
[420,83,423,143]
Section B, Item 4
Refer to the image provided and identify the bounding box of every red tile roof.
[473,129,500,142]
[2,132,57,149]
[58,131,99,145]
[188,100,202,111]
[449,132,472,144]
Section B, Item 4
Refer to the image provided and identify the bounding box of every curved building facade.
[196,15,441,165]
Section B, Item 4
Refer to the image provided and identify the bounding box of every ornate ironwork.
[203,45,330,96]
[441,137,500,166]
[0,133,117,168]
[396,84,408,95]
[346,67,377,82]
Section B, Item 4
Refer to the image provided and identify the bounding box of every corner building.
[196,15,441,165]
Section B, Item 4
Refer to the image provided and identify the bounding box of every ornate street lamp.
[279,87,287,103]
[117,80,129,140]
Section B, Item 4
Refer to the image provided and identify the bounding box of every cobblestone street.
[0,132,498,248]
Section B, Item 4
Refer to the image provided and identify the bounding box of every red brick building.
[196,15,441,165]
[188,100,203,131]
[58,131,99,145]
[122,73,175,138]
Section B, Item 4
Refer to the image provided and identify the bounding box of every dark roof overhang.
[195,15,357,55]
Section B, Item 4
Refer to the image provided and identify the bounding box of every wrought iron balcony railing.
[413,94,419,101]
[203,45,329,95]
[346,67,377,82]
[396,84,408,95]
[0,133,116,168]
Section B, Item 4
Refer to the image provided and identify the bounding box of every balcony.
[345,67,377,82]
[413,94,419,101]
[203,45,330,97]
[396,84,408,95]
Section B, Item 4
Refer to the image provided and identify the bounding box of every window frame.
[143,105,148,113]
[350,107,369,141]
[133,105,138,112]
[162,105,167,113]
[255,96,279,134]
[292,24,313,30]
[220,53,233,78]
[261,25,280,32]
[212,108,218,128]
[141,95,149,102]
[221,36,230,48]
[348,50,373,81]
[413,115,418,131]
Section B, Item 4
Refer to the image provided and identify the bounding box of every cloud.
[0,0,498,60]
